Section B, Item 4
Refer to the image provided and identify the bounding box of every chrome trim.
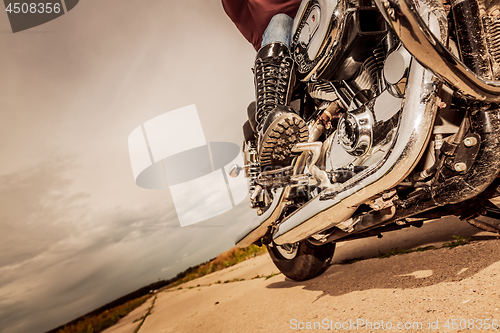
[235,121,317,247]
[273,61,439,245]
[338,106,374,156]
[273,242,299,259]
[293,142,331,188]
[235,187,289,248]
[373,0,500,102]
[229,164,242,178]
[292,0,344,81]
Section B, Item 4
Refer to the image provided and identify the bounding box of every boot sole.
[259,114,309,169]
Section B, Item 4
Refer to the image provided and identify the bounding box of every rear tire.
[267,239,335,281]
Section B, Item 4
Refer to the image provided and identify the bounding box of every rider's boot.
[254,42,308,170]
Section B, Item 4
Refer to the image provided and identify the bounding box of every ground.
[104,216,500,333]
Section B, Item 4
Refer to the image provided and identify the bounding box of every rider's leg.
[254,14,308,170]
[261,13,294,47]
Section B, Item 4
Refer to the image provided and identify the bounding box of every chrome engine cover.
[292,0,388,81]
[337,106,374,156]
[291,0,342,81]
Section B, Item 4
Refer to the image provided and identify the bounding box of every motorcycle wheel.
[267,239,335,281]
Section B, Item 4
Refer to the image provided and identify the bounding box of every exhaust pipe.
[373,0,500,102]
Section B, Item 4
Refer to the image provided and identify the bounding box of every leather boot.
[254,42,308,169]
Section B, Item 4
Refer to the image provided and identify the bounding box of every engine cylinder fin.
[307,82,339,101]
[354,44,385,96]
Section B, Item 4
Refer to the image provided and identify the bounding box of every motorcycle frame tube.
[373,0,500,102]
[273,61,438,245]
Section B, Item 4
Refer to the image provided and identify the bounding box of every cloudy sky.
[0,1,258,332]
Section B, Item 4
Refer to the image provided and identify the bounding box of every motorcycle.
[230,0,500,281]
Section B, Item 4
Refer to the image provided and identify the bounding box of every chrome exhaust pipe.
[373,0,500,102]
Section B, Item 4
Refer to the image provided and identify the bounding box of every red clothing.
[222,0,302,51]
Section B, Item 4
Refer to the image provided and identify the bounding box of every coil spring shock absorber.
[483,6,500,79]
[450,0,493,79]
